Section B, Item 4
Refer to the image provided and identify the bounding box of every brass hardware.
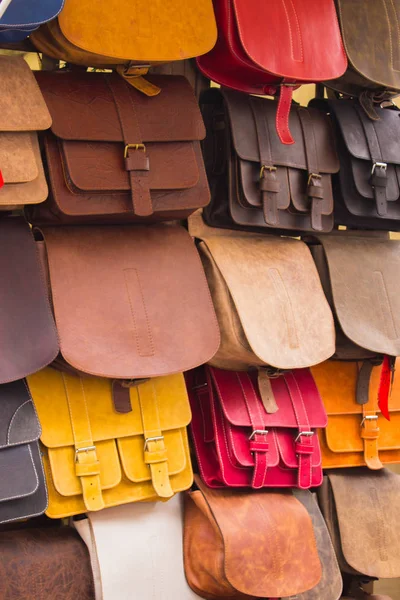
[307,173,322,186]
[124,143,146,158]
[260,165,277,178]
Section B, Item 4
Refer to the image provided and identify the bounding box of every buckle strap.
[63,374,104,512]
[298,108,324,232]
[361,407,382,470]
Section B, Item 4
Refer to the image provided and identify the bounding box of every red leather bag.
[197,0,347,144]
[186,366,327,490]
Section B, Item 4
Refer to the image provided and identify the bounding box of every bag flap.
[0,0,64,26]
[328,469,400,578]
[58,0,217,62]
[278,430,322,470]
[194,476,322,597]
[231,0,347,80]
[35,72,205,143]
[0,132,38,184]
[203,235,334,369]
[27,368,191,449]
[0,444,39,502]
[0,379,41,447]
[316,235,400,355]
[39,224,219,378]
[0,57,51,132]
[223,91,339,173]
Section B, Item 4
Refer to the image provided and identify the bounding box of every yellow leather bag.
[27,368,193,518]
[312,360,400,470]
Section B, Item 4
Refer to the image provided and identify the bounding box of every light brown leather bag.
[0,56,51,209]
[318,469,400,580]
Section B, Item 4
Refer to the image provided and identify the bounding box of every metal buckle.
[371,162,387,175]
[307,173,322,186]
[360,415,379,427]
[260,165,277,178]
[124,143,146,158]
[294,431,314,443]
[75,446,96,462]
[249,429,269,441]
[144,436,164,451]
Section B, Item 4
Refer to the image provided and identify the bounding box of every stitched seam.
[123,268,155,357]
[373,270,399,340]
[257,501,281,580]
[63,374,93,448]
[389,0,400,71]
[370,485,389,562]
[7,401,32,445]
[281,0,304,62]
[0,443,40,501]
[268,268,300,350]
[0,0,65,27]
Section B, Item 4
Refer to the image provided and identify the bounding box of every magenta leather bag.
[186,367,327,490]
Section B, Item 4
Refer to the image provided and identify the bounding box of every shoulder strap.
[298,108,324,232]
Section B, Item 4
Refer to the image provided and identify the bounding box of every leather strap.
[356,361,375,406]
[249,97,280,226]
[298,107,324,231]
[257,370,279,414]
[361,401,382,470]
[112,381,133,414]
[137,382,173,498]
[283,372,314,489]
[276,85,295,145]
[63,374,104,512]
[105,74,153,217]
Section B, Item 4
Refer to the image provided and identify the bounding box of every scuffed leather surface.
[0,527,94,599]
[184,476,322,598]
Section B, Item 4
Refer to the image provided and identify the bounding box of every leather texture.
[187,366,327,490]
[197,228,334,370]
[27,367,193,518]
[0,0,64,43]
[0,217,58,383]
[150,59,210,100]
[201,88,339,232]
[308,233,400,358]
[0,526,94,599]
[0,378,47,524]
[74,495,198,600]
[27,71,209,225]
[30,0,217,66]
[0,56,51,208]
[37,224,219,379]
[318,468,400,578]
[312,360,400,470]
[184,476,322,599]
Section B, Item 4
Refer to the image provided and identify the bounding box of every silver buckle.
[360,415,379,427]
[371,162,387,175]
[249,429,268,440]
[144,436,164,451]
[294,431,314,443]
[75,446,96,462]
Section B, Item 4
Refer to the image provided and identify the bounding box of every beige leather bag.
[0,56,51,209]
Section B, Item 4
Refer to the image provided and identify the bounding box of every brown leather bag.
[150,59,210,99]
[318,469,400,580]
[26,70,209,225]
[0,527,95,600]
[201,88,339,233]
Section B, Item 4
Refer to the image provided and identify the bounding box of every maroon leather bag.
[186,366,327,490]
[26,71,209,225]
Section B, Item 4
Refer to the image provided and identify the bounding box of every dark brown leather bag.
[201,88,339,234]
[0,527,94,599]
[0,217,58,383]
[0,378,47,524]
[26,71,209,225]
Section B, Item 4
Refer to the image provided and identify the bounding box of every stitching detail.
[281,0,304,62]
[7,401,32,445]
[123,268,155,357]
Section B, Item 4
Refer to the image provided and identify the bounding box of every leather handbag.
[187,366,327,490]
[312,99,400,230]
[150,60,210,100]
[196,0,346,144]
[0,526,94,600]
[0,378,47,524]
[311,360,400,470]
[194,223,334,372]
[36,224,219,379]
[0,56,51,209]
[26,70,210,225]
[74,495,198,600]
[30,0,217,68]
[318,469,400,580]
[0,218,58,384]
[184,476,323,599]
[0,0,64,43]
[27,367,193,518]
[201,88,340,232]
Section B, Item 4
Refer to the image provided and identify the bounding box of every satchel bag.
[0,56,51,209]
[0,0,64,43]
[196,0,346,144]
[26,71,209,225]
[74,496,198,600]
[36,224,219,379]
[184,476,322,599]
[318,469,400,580]
[30,0,217,67]
[27,367,193,518]
[0,527,94,600]
[0,378,47,524]
[311,360,400,470]
[0,218,58,384]
[187,366,327,490]
[201,89,340,232]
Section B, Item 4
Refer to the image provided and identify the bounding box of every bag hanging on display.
[187,366,327,490]
[196,0,347,144]
[0,0,64,44]
[27,368,193,518]
[26,71,210,225]
[201,89,339,233]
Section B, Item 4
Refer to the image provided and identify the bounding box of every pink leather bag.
[186,367,327,490]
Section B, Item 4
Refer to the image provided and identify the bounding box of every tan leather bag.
[318,469,400,580]
[0,56,51,209]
